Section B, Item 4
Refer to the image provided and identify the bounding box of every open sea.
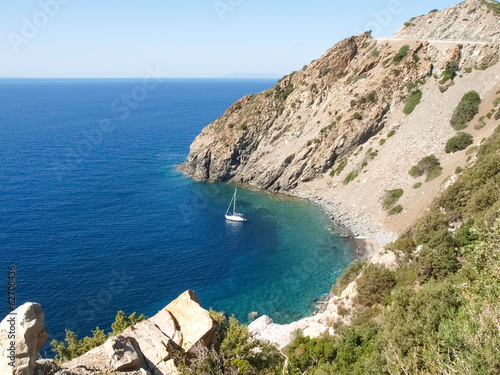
[0,78,355,353]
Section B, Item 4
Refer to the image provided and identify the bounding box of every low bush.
[439,62,459,84]
[355,264,396,306]
[330,159,347,176]
[388,130,396,137]
[331,261,365,296]
[371,49,380,58]
[445,132,474,153]
[51,311,145,362]
[413,182,422,189]
[353,112,362,120]
[367,91,377,103]
[343,171,358,184]
[321,122,336,133]
[389,205,403,215]
[403,90,423,115]
[450,91,481,130]
[383,189,404,209]
[393,45,410,64]
[426,165,443,182]
[409,155,441,178]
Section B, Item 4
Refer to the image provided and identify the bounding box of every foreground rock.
[0,291,217,375]
[0,303,48,375]
[54,290,216,375]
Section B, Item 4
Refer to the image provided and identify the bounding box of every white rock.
[0,303,48,375]
[248,315,273,335]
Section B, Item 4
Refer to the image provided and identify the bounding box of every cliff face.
[392,0,500,42]
[181,0,500,237]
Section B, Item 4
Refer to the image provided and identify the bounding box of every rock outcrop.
[0,303,48,375]
[181,0,500,239]
[392,0,500,43]
[0,291,217,375]
[54,290,217,375]
[164,290,217,353]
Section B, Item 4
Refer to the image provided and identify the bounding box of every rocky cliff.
[1,291,217,375]
[181,0,500,238]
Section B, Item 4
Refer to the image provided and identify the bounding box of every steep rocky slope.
[392,0,500,42]
[181,0,500,239]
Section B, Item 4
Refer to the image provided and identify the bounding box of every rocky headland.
[180,0,500,242]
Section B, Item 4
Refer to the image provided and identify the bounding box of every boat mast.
[233,189,237,214]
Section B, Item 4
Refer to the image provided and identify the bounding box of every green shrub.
[413,182,422,189]
[426,165,443,182]
[371,49,380,57]
[393,45,410,64]
[445,132,474,153]
[320,67,332,77]
[51,311,145,362]
[409,165,424,177]
[321,122,336,133]
[450,91,481,130]
[367,91,377,103]
[240,123,248,130]
[343,170,358,184]
[287,335,337,375]
[331,261,365,296]
[183,313,284,375]
[389,205,403,215]
[388,130,396,137]
[330,159,347,176]
[353,112,362,120]
[380,138,386,145]
[355,264,396,306]
[409,155,441,179]
[228,123,234,128]
[388,237,416,257]
[439,62,459,84]
[475,116,486,130]
[393,69,401,76]
[383,189,404,209]
[403,90,423,115]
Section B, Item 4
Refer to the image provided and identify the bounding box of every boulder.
[165,290,217,353]
[123,319,178,374]
[103,335,143,371]
[248,315,273,335]
[0,303,48,375]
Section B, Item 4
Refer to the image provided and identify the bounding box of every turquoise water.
[0,79,355,350]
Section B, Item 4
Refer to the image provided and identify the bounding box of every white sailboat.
[225,188,247,222]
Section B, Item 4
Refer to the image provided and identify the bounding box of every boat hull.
[225,214,247,222]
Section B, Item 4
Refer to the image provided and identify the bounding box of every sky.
[0,0,460,78]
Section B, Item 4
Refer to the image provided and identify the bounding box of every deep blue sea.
[0,78,355,353]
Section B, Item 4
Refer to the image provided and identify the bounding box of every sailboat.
[225,188,247,222]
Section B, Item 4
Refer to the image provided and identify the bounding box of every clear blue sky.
[0,0,459,78]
